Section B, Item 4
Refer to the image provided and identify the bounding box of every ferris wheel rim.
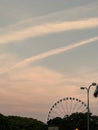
[47,97,87,121]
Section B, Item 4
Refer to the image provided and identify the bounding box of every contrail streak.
[0,18,98,44]
[3,36,97,74]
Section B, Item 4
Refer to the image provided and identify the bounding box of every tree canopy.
[0,112,98,130]
[47,112,98,130]
[0,113,47,130]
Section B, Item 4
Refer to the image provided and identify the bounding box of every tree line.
[0,113,47,130]
[47,112,98,130]
[0,112,98,130]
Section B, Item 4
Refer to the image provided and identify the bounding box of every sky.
[0,0,98,122]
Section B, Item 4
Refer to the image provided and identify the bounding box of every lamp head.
[92,82,97,86]
[80,87,85,90]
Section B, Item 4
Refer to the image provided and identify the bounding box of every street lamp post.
[80,83,97,130]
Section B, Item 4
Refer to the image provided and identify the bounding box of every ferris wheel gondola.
[47,97,87,121]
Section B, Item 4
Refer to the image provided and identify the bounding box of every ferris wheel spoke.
[75,103,83,112]
[51,109,63,117]
[70,99,73,114]
[64,98,69,114]
[47,97,87,121]
[70,98,76,114]
[71,99,79,113]
[54,102,65,116]
[59,100,67,116]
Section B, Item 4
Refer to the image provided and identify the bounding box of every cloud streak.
[0,18,98,44]
[3,36,98,73]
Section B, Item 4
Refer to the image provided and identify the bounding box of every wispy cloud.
[0,18,98,44]
[0,65,98,121]
[0,1,97,32]
[2,36,98,74]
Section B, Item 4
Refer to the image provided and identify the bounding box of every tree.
[47,112,98,130]
[0,114,10,130]
[0,113,47,130]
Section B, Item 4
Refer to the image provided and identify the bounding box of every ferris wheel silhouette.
[47,97,87,121]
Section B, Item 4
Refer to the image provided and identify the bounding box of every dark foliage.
[47,112,98,130]
[0,114,10,130]
[0,113,47,130]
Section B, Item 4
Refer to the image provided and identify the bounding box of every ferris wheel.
[47,97,87,121]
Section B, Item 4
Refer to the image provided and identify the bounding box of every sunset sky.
[0,0,98,122]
